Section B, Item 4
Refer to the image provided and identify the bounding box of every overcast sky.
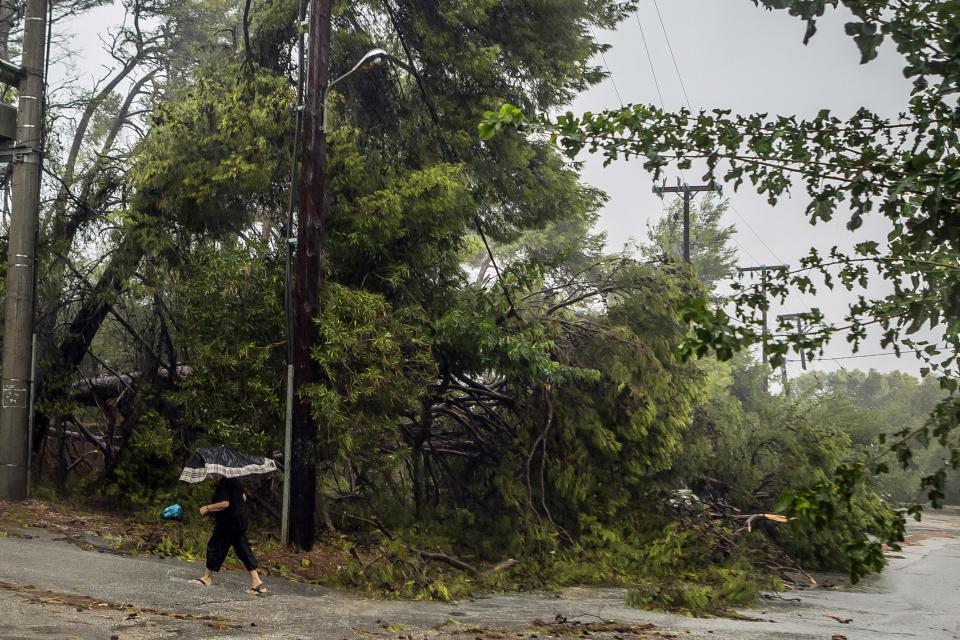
[54,0,926,377]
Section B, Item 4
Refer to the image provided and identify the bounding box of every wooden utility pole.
[280,0,308,550]
[0,0,46,501]
[737,264,788,393]
[653,183,719,262]
[288,0,332,550]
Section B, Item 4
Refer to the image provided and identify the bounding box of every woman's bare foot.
[190,576,211,586]
[246,582,267,595]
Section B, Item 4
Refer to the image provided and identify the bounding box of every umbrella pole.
[281,363,294,545]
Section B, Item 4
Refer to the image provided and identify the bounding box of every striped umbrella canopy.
[179,446,277,483]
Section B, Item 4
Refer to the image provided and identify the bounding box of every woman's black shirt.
[212,477,247,532]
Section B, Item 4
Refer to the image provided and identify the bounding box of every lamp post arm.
[321,49,416,133]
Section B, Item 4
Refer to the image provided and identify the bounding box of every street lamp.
[321,48,417,132]
[280,46,412,545]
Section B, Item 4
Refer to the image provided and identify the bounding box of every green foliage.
[101,406,181,509]
[669,354,897,579]
[31,0,923,613]
[333,540,479,602]
[132,63,293,237]
[305,283,436,466]
[626,523,766,613]
[166,241,286,454]
[641,195,738,289]
[325,126,472,310]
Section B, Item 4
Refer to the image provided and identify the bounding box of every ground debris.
[435,619,666,640]
[825,614,852,624]
[0,579,242,629]
[529,619,658,636]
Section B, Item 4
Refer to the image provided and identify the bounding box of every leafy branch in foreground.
[479,0,960,580]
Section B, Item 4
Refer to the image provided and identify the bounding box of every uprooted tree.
[481,0,960,579]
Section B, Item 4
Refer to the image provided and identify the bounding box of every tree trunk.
[412,398,433,523]
[32,232,143,454]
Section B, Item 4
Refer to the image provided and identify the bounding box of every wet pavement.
[0,511,958,639]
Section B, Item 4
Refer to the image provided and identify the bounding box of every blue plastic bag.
[161,503,184,521]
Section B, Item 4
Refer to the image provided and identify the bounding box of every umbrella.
[179,446,277,483]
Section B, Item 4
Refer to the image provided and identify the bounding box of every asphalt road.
[0,514,958,640]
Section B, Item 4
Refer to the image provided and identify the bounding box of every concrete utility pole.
[653,182,720,263]
[0,0,47,501]
[737,264,788,393]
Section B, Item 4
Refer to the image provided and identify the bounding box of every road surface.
[0,512,958,639]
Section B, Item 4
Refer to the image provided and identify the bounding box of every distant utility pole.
[777,313,808,395]
[736,264,789,392]
[777,313,808,370]
[288,0,332,551]
[653,182,721,263]
[0,0,47,501]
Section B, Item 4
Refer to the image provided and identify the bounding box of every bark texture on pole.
[0,0,46,501]
[289,0,331,550]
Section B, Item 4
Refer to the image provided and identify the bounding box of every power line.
[726,201,786,265]
[723,200,846,364]
[788,349,922,363]
[639,2,876,378]
[651,0,692,110]
[637,3,810,353]
[728,230,764,266]
[635,12,665,109]
[598,47,625,107]
[635,10,761,271]
[635,3,763,269]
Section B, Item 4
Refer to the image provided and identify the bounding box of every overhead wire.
[634,3,763,269]
[643,10,832,341]
[597,47,625,107]
[726,201,788,266]
[635,12,665,109]
[642,9,808,307]
[725,202,855,371]
[638,3,909,377]
[787,349,922,362]
[640,0,846,374]
[651,0,692,110]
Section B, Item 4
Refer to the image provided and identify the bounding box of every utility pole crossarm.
[658,185,716,194]
[652,182,722,263]
[736,264,789,274]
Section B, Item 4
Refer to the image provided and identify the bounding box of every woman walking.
[191,473,267,594]
[179,446,277,593]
